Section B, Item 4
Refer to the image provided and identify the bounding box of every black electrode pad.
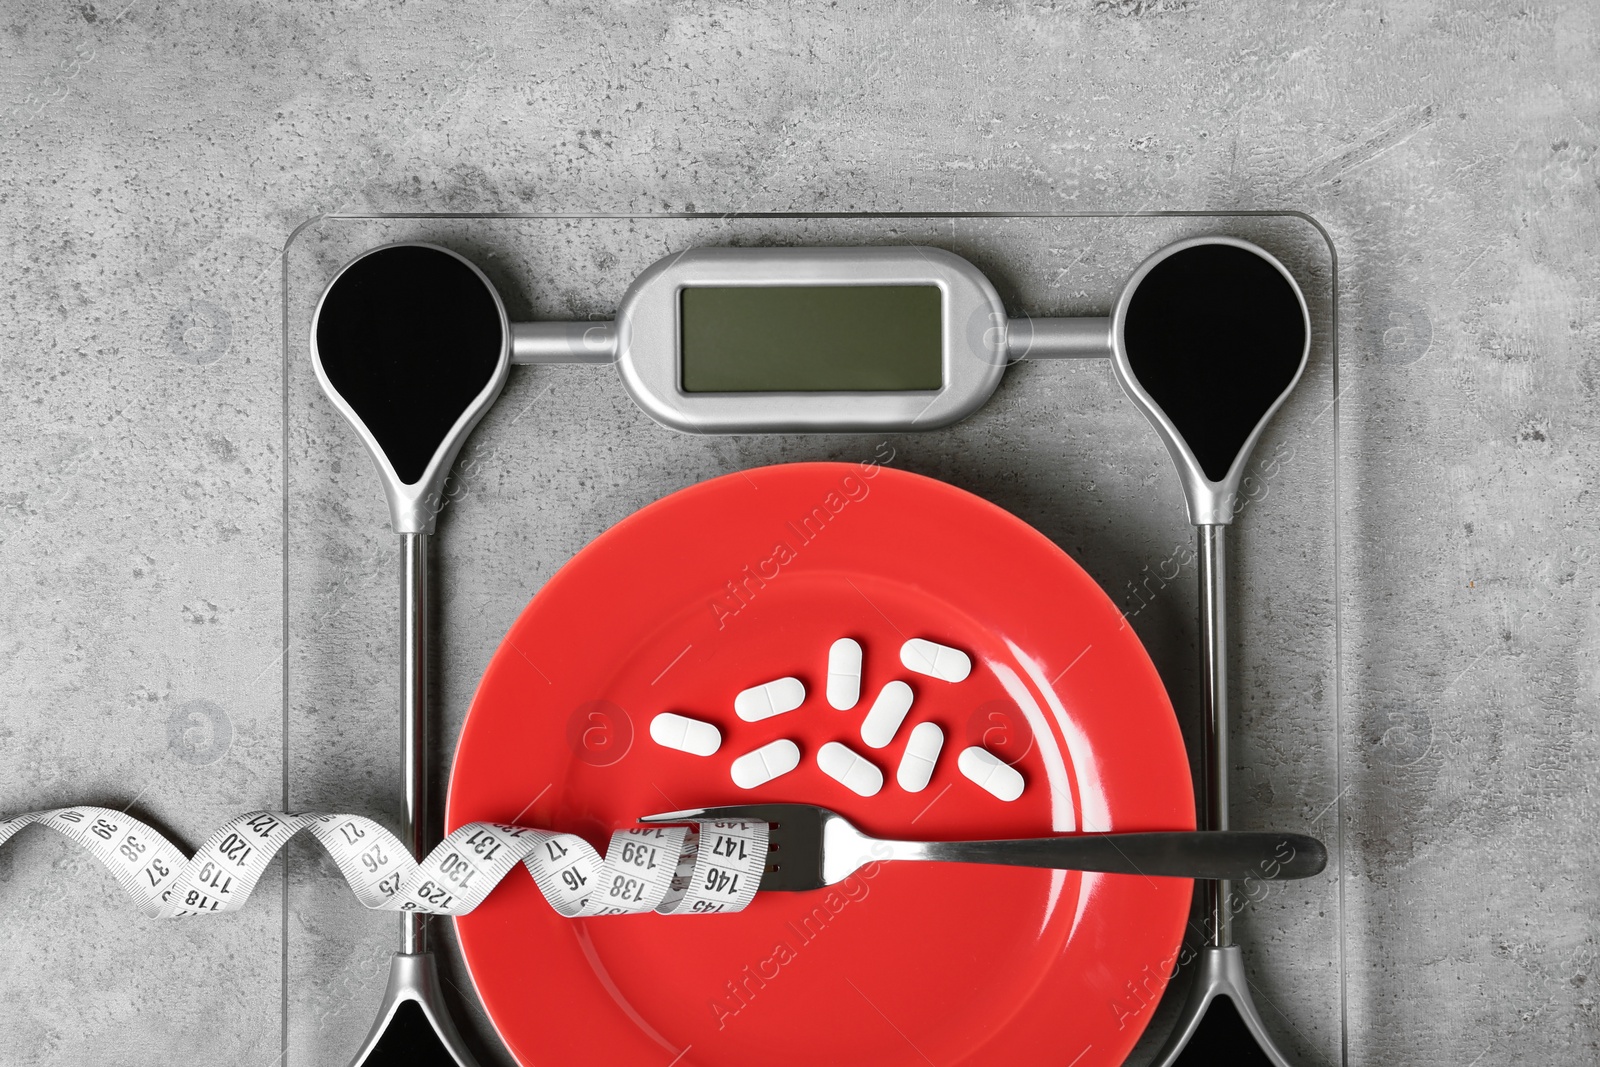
[364,1001,454,1067]
[1122,244,1306,482]
[314,245,504,485]
[1173,995,1276,1067]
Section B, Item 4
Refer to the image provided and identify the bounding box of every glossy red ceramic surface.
[448,462,1195,1067]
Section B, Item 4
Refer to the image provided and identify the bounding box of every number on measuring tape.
[465,829,502,861]
[0,805,767,920]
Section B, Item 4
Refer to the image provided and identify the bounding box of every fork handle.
[892,830,1325,882]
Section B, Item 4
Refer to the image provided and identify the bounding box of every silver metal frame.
[399,531,430,959]
[611,245,1008,433]
[1108,235,1311,527]
[309,241,512,535]
[1107,239,1311,1065]
[511,320,616,364]
[343,952,483,1067]
[1150,945,1293,1067]
[312,242,505,1067]
[1003,314,1111,360]
[1198,524,1234,945]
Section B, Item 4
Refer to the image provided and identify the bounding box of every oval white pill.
[900,638,972,683]
[957,746,1025,802]
[648,713,721,757]
[734,677,806,721]
[827,638,863,710]
[859,680,914,749]
[817,741,884,798]
[896,722,944,793]
[730,739,802,789]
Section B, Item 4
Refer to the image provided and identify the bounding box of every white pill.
[900,638,972,683]
[734,677,806,721]
[859,680,914,749]
[730,739,802,789]
[648,713,721,757]
[826,638,863,710]
[817,741,884,798]
[896,722,944,793]
[957,746,1025,802]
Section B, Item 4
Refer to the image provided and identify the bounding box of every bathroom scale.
[280,212,1343,1067]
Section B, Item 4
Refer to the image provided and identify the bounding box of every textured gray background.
[1,2,1595,1067]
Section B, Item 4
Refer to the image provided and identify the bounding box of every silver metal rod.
[1005,316,1112,360]
[510,320,618,364]
[1197,524,1231,947]
[400,531,429,955]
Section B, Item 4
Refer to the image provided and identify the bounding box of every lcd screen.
[680,285,942,392]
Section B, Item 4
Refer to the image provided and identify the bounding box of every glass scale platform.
[282,212,1344,1067]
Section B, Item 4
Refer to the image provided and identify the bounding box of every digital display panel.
[680,285,942,393]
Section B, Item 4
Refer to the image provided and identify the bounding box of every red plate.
[447,462,1194,1067]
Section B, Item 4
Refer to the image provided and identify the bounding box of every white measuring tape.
[0,807,766,919]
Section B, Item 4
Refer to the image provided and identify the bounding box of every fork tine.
[636,807,716,823]
[640,807,787,888]
[639,803,792,824]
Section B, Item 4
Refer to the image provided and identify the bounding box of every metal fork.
[640,803,1326,892]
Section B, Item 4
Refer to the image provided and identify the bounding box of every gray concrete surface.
[1,2,1595,1066]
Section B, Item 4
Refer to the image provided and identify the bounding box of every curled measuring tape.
[0,807,766,919]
